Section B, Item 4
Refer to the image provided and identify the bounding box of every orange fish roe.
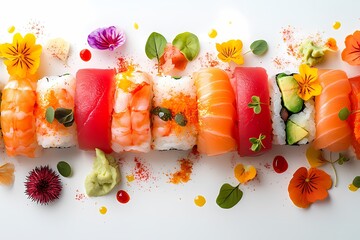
[160,92,198,134]
[169,158,193,184]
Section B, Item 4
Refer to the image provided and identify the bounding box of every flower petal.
[306,145,326,168]
[306,168,332,202]
[216,39,244,65]
[87,26,126,51]
[341,31,360,65]
[288,167,312,208]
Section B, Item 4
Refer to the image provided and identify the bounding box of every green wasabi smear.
[85,148,121,197]
[300,40,329,67]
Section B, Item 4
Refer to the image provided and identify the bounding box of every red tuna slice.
[232,67,272,157]
[75,69,115,153]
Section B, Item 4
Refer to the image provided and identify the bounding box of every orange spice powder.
[169,158,193,184]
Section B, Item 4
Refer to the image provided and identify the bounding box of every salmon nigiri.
[313,69,352,152]
[194,68,237,156]
[348,75,360,158]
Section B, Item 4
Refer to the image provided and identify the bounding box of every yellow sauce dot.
[348,183,358,192]
[99,206,107,215]
[134,22,139,30]
[8,26,15,33]
[208,29,217,39]
[126,174,135,182]
[194,195,206,207]
[333,21,341,30]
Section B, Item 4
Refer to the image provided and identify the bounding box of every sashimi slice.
[75,69,115,153]
[194,68,237,156]
[313,69,352,152]
[232,67,272,157]
[348,75,360,159]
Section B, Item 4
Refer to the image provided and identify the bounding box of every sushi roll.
[35,74,77,148]
[111,70,152,153]
[270,73,315,145]
[232,67,272,157]
[151,75,198,150]
[194,68,237,156]
[1,78,40,157]
[75,69,115,153]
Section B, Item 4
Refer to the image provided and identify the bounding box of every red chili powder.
[281,25,295,43]
[133,157,150,181]
[26,19,44,37]
[117,57,129,72]
[169,158,193,184]
[75,189,85,201]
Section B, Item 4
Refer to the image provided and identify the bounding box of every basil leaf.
[45,107,55,123]
[152,107,172,121]
[250,40,268,56]
[216,183,243,209]
[338,107,350,120]
[145,32,167,61]
[174,113,187,126]
[57,161,72,177]
[172,32,200,61]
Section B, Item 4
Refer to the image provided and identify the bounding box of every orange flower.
[234,163,256,184]
[288,167,332,208]
[341,30,360,65]
[325,38,338,51]
[306,145,327,168]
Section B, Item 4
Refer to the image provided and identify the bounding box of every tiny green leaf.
[145,32,167,61]
[338,107,350,120]
[174,113,187,126]
[337,153,350,165]
[216,183,243,209]
[248,95,261,114]
[151,107,172,121]
[249,133,266,152]
[57,161,72,177]
[250,40,268,56]
[172,32,200,61]
[353,176,360,188]
[45,107,55,123]
[54,108,74,127]
[172,76,182,80]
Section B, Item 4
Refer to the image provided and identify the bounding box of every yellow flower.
[293,64,322,101]
[234,163,257,184]
[216,39,244,65]
[0,33,42,78]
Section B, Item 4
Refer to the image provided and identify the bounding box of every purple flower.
[87,26,126,51]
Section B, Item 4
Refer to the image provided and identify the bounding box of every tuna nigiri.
[194,68,236,156]
[75,69,115,153]
[232,67,272,157]
[313,70,352,152]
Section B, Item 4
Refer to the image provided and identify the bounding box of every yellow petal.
[293,73,303,84]
[231,56,244,65]
[306,145,326,167]
[309,82,322,96]
[234,163,257,184]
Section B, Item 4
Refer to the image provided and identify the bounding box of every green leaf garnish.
[57,161,72,177]
[45,107,55,123]
[172,76,182,80]
[54,108,74,127]
[353,176,360,188]
[338,107,350,120]
[248,95,261,114]
[174,113,187,126]
[145,32,167,61]
[172,32,200,61]
[216,183,243,209]
[249,133,266,152]
[152,107,172,121]
[250,40,268,56]
[337,153,350,165]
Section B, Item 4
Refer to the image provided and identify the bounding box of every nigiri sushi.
[348,75,360,158]
[313,69,352,152]
[75,69,115,153]
[194,68,236,156]
[111,69,152,153]
[35,74,77,148]
[151,75,198,150]
[1,78,40,157]
[232,67,272,157]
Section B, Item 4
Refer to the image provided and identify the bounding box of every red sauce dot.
[80,49,91,62]
[116,190,130,204]
[273,155,288,174]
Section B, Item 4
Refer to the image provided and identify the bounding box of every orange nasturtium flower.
[216,39,244,65]
[288,167,332,208]
[293,64,322,101]
[341,30,360,65]
[0,33,42,78]
[0,163,15,186]
[324,37,338,51]
[234,163,257,184]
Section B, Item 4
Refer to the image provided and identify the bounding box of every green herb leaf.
[172,76,182,80]
[151,107,172,121]
[174,113,187,126]
[338,107,350,120]
[353,176,360,188]
[145,32,167,61]
[216,183,243,209]
[45,107,55,123]
[172,32,200,61]
[57,161,72,177]
[248,95,261,114]
[337,153,350,165]
[250,40,268,56]
[249,133,266,152]
[54,108,74,127]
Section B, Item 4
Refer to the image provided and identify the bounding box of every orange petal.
[0,163,15,186]
[306,168,332,202]
[341,31,360,65]
[306,145,326,167]
[288,167,312,208]
[234,163,257,184]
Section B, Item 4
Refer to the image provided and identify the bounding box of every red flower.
[288,167,332,208]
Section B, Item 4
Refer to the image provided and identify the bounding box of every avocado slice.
[286,120,308,145]
[276,74,304,113]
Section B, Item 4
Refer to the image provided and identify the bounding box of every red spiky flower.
[25,165,62,205]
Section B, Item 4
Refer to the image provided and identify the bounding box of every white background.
[1,0,360,239]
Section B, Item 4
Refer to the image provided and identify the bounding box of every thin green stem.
[330,162,338,187]
[243,50,251,55]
